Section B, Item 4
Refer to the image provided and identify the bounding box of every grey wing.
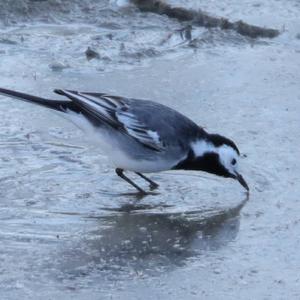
[128,98,205,149]
[55,90,166,151]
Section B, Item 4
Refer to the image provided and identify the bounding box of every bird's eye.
[231,158,237,165]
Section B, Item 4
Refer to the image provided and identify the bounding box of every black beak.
[236,173,249,192]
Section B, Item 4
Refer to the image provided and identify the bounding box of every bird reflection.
[59,196,248,280]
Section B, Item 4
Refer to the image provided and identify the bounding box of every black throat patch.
[172,151,231,178]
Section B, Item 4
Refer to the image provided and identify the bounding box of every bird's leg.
[115,168,147,194]
[135,172,159,190]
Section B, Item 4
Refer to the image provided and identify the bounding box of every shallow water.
[0,0,300,299]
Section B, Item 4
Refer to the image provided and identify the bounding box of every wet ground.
[0,0,299,299]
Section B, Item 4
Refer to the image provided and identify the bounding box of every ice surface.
[0,0,299,299]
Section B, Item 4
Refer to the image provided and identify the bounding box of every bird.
[0,87,249,195]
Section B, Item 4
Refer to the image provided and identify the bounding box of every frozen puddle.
[0,184,247,298]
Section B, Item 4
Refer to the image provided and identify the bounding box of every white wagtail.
[0,87,249,194]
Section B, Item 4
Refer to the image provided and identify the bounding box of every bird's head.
[190,134,249,191]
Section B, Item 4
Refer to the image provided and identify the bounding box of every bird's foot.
[149,182,159,191]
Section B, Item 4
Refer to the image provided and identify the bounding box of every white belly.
[107,147,175,173]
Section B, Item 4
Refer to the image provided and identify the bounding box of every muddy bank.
[131,0,280,38]
[0,0,280,39]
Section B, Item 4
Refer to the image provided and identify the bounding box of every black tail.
[0,87,78,112]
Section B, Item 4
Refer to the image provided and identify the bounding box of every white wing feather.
[61,90,165,151]
[116,110,165,151]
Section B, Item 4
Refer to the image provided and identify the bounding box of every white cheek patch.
[218,145,239,174]
[191,140,239,175]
